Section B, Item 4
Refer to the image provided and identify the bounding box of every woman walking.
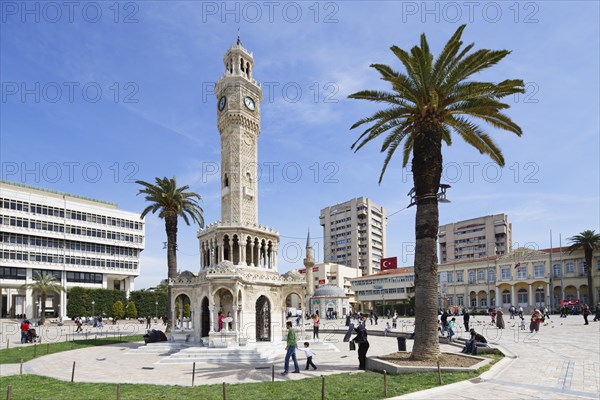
[496,309,505,329]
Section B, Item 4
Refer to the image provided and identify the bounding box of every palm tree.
[136,177,204,329]
[568,230,600,306]
[22,272,64,325]
[348,25,524,361]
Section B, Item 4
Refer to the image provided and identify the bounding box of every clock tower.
[198,38,279,272]
[215,36,262,226]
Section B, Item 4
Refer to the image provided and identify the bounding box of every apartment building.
[438,213,512,263]
[320,197,386,276]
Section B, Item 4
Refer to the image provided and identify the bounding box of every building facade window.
[468,271,475,284]
[478,270,485,281]
[516,267,527,280]
[457,295,464,306]
[470,298,476,307]
[488,270,495,282]
[456,271,463,282]
[517,288,528,304]
[579,261,587,276]
[502,290,510,304]
[501,267,510,281]
[534,264,545,279]
[553,263,562,278]
[565,262,574,273]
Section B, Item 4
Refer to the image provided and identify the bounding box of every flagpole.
[549,230,554,309]
[559,234,564,304]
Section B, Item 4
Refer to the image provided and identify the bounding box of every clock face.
[218,96,226,111]
[244,96,256,111]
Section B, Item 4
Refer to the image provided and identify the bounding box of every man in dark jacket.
[462,329,487,354]
[463,309,470,332]
[352,318,369,370]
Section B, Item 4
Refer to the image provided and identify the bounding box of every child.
[519,316,526,330]
[447,318,456,342]
[301,342,317,370]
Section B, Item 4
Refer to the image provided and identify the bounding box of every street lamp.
[35,301,39,323]
[91,300,95,317]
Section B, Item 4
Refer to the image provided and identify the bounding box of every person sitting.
[461,329,488,355]
[383,322,392,336]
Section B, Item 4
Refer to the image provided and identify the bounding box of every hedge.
[66,287,127,318]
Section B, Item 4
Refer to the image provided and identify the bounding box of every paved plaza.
[1,315,599,399]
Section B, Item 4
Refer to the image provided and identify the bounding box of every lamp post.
[35,301,39,323]
[91,300,95,317]
[537,285,543,310]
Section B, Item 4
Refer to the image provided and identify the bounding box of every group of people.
[282,314,371,374]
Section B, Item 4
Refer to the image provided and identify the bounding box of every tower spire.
[306,227,311,249]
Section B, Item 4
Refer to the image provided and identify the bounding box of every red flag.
[514,262,521,269]
[380,257,398,270]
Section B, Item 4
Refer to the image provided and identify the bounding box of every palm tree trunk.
[585,248,594,305]
[410,125,443,362]
[165,215,178,333]
[40,292,47,325]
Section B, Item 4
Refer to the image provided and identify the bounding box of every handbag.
[349,341,356,351]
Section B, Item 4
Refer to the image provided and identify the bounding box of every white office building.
[0,181,144,319]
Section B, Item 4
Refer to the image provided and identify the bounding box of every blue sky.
[1,1,599,289]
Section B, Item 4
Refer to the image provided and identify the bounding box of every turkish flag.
[380,257,398,270]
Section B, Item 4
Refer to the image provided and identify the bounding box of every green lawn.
[0,335,144,364]
[0,370,477,400]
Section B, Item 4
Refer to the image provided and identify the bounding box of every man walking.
[281,321,300,375]
[463,309,470,333]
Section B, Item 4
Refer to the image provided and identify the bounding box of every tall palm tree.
[349,25,524,361]
[568,230,600,306]
[22,272,64,325]
[136,177,204,329]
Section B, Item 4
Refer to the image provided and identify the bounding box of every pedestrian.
[543,307,550,319]
[217,311,224,332]
[296,313,302,327]
[519,316,526,330]
[352,318,369,370]
[374,314,378,325]
[594,303,600,322]
[75,317,83,333]
[447,318,456,342]
[384,322,392,336]
[301,342,317,370]
[392,311,398,328]
[582,304,590,325]
[227,311,233,330]
[345,313,351,327]
[560,306,567,318]
[20,318,29,344]
[313,312,320,340]
[281,321,300,375]
[530,309,542,332]
[440,310,449,336]
[461,329,487,355]
[491,308,496,324]
[146,316,151,329]
[463,309,470,333]
[518,306,523,318]
[509,305,515,319]
[496,309,505,329]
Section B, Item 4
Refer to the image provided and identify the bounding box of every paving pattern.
[1,315,599,400]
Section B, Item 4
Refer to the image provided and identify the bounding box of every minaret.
[304,229,315,298]
[215,36,262,226]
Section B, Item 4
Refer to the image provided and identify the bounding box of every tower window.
[246,62,251,78]
[224,174,229,187]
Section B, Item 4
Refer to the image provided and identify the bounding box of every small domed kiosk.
[311,284,349,318]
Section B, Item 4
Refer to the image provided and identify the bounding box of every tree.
[112,300,125,320]
[348,25,523,361]
[22,272,65,324]
[126,301,138,319]
[136,177,204,330]
[568,230,600,306]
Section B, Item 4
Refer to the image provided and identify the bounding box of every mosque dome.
[313,284,346,298]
